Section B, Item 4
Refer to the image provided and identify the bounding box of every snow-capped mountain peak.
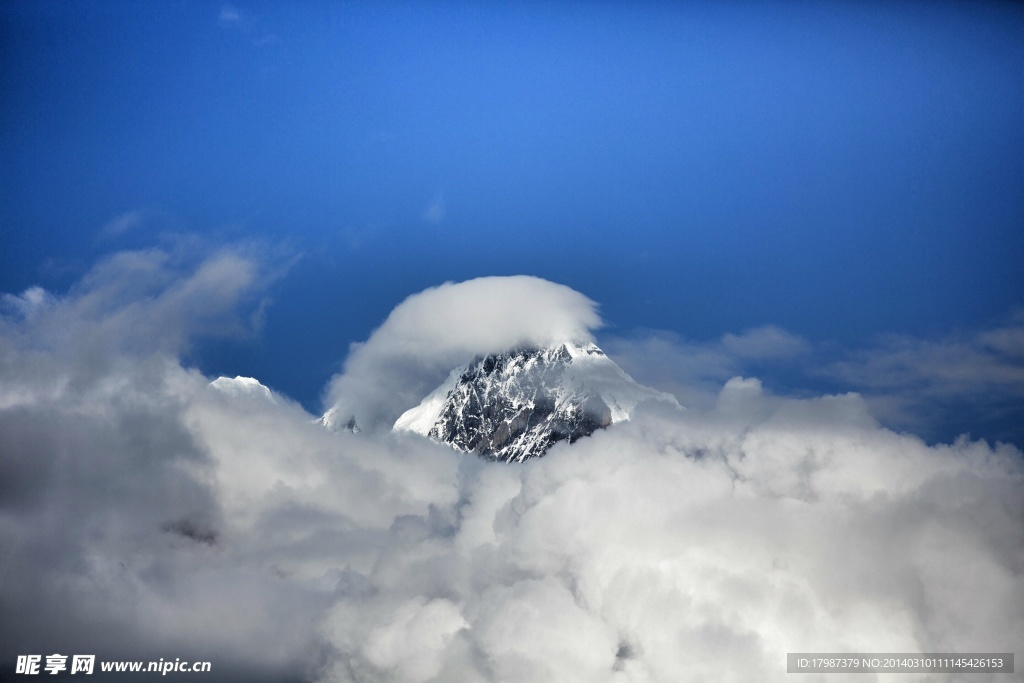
[393,341,680,462]
[209,376,275,402]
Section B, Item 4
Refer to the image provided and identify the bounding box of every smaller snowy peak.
[318,407,360,433]
[394,341,681,462]
[209,376,275,402]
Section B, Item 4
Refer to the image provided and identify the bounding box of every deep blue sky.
[2,0,1022,416]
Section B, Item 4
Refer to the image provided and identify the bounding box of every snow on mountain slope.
[318,407,360,432]
[393,341,681,462]
[209,376,275,402]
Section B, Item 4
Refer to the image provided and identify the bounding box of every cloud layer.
[606,317,1024,448]
[1,251,1022,682]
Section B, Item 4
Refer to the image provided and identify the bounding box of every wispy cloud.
[721,325,810,359]
[604,326,811,411]
[826,314,1024,397]
[422,193,445,225]
[819,313,1024,443]
[253,33,282,47]
[218,4,241,25]
[216,5,281,48]
[607,315,1024,446]
[99,209,146,238]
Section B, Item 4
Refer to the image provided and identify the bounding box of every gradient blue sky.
[2,1,1022,441]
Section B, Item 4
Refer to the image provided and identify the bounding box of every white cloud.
[99,209,146,237]
[322,276,602,432]
[1,252,1022,682]
[361,598,467,682]
[0,286,52,320]
[0,245,271,414]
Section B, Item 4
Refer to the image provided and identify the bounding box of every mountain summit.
[393,341,680,462]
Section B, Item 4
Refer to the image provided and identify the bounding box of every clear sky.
[2,0,1022,442]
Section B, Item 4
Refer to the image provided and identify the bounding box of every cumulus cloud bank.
[1,249,1022,682]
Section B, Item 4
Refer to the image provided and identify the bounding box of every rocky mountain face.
[393,341,680,462]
